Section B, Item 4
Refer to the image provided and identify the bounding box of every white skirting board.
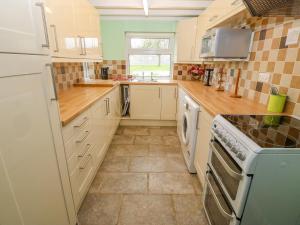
[120,118,177,127]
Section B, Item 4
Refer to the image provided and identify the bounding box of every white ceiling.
[89,0,214,20]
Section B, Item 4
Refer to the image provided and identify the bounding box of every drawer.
[62,110,91,143]
[70,146,95,210]
[65,128,92,160]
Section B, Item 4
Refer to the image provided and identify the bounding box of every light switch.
[286,27,300,45]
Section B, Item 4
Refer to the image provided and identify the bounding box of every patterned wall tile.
[53,62,84,91]
[101,60,126,79]
[173,16,300,115]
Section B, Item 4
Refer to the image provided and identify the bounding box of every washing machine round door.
[181,112,190,146]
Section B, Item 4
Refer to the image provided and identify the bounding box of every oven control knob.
[231,145,238,154]
[237,152,246,161]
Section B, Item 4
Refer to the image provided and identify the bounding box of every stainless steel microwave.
[200,28,253,59]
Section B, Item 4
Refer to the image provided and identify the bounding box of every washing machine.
[178,94,200,173]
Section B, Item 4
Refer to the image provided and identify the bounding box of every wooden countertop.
[58,86,116,126]
[58,79,283,127]
[177,81,273,116]
[75,79,177,86]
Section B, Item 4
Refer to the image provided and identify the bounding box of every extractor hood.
[243,0,300,16]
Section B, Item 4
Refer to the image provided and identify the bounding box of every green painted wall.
[100,20,177,60]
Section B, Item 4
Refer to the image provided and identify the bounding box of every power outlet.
[258,72,271,83]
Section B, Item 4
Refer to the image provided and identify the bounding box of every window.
[126,33,174,80]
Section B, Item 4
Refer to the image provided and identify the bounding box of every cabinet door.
[176,17,198,63]
[130,85,161,120]
[194,108,213,186]
[0,68,71,225]
[0,0,49,54]
[82,5,102,60]
[161,86,177,120]
[45,0,79,58]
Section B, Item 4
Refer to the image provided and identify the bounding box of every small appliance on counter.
[101,67,109,80]
[203,69,214,86]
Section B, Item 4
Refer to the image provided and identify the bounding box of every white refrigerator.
[0,1,76,225]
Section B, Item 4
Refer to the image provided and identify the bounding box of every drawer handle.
[231,0,241,6]
[206,173,234,220]
[76,131,89,143]
[79,154,92,170]
[73,117,88,128]
[78,144,91,158]
[35,2,50,48]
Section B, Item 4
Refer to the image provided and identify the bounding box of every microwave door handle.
[206,174,235,220]
[210,142,243,180]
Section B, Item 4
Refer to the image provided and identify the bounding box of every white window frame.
[125,32,175,79]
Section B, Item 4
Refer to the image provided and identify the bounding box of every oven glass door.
[209,140,243,200]
[204,171,237,225]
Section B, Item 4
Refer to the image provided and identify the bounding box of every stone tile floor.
[78,126,208,225]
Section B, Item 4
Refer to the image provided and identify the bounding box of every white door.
[0,59,72,225]
[0,0,49,55]
[130,85,162,120]
[161,86,177,120]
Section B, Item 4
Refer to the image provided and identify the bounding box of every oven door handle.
[210,142,243,180]
[206,174,235,220]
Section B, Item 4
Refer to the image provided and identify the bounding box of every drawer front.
[62,110,91,143]
[70,146,95,210]
[65,128,92,160]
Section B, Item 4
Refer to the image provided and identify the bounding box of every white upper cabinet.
[45,0,102,61]
[0,0,49,55]
[175,17,198,63]
[45,0,78,58]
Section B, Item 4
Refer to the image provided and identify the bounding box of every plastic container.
[267,94,287,113]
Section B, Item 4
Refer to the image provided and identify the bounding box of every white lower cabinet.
[62,87,120,210]
[194,107,214,186]
[130,85,177,120]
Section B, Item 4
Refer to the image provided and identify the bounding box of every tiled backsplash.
[53,62,84,91]
[174,16,300,115]
[101,60,126,79]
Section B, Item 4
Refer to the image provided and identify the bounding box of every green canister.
[267,94,287,113]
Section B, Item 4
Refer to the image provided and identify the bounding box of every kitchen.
[1,0,300,225]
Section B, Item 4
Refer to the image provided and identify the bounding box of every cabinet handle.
[82,36,87,55]
[107,98,110,113]
[231,0,241,6]
[196,111,200,130]
[78,144,91,158]
[209,15,218,22]
[104,99,108,115]
[35,2,50,48]
[46,63,58,101]
[76,130,89,143]
[79,154,92,170]
[158,87,161,98]
[50,24,59,52]
[78,36,84,55]
[73,116,88,128]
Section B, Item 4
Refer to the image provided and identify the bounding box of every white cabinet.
[130,85,162,120]
[130,85,177,120]
[62,87,120,210]
[175,17,198,63]
[161,86,177,120]
[0,0,49,55]
[0,55,76,225]
[45,0,78,58]
[194,107,214,186]
[45,0,102,61]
